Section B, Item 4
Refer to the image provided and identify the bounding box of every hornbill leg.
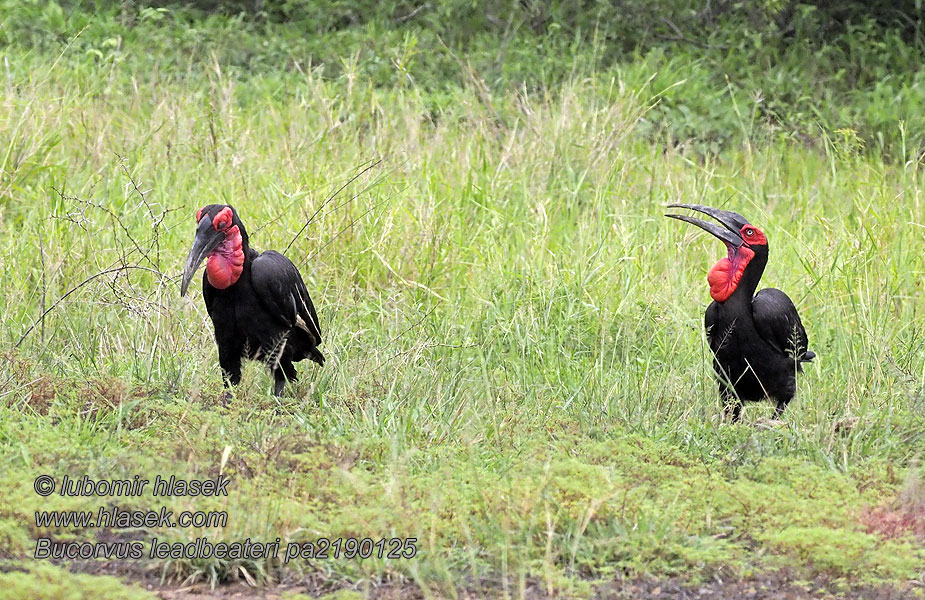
[221,369,240,387]
[724,402,742,423]
[282,360,297,383]
[721,391,742,423]
[218,352,242,405]
[272,360,298,397]
[773,399,790,419]
[272,370,287,397]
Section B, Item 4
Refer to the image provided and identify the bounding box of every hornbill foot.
[220,390,233,407]
[772,401,790,420]
[272,375,291,397]
[723,402,743,424]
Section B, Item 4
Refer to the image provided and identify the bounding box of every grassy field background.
[1,2,924,598]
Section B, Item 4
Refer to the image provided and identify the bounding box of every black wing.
[250,250,322,344]
[704,300,741,355]
[751,288,813,362]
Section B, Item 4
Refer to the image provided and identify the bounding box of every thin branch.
[115,153,154,217]
[52,187,156,270]
[284,158,383,253]
[15,266,173,349]
[396,3,429,23]
[302,190,399,267]
[116,154,162,268]
[385,305,438,348]
[657,17,729,50]
[38,230,47,344]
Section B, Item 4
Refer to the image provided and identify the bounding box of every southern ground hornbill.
[666,204,814,422]
[180,205,324,396]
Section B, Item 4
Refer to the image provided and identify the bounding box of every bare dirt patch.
[63,559,922,600]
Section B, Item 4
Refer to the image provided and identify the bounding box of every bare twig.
[284,157,383,253]
[302,190,399,267]
[28,158,179,350]
[116,154,153,216]
[38,230,46,344]
[208,103,219,165]
[385,305,439,348]
[657,17,729,50]
[15,265,173,349]
[396,3,429,23]
[55,189,154,269]
[116,153,163,267]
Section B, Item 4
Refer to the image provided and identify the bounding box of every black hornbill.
[180,205,324,396]
[666,204,814,422]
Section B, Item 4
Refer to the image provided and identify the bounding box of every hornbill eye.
[745,228,754,237]
[216,219,229,230]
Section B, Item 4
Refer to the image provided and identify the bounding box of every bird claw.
[755,417,786,429]
[220,390,233,407]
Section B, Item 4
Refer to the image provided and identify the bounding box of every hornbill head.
[665,204,768,302]
[180,205,249,296]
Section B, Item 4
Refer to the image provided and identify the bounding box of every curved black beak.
[180,215,224,297]
[665,203,748,248]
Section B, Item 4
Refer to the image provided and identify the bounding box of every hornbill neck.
[205,224,250,290]
[725,246,768,304]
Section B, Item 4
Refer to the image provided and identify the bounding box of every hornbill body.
[666,204,814,421]
[181,205,324,396]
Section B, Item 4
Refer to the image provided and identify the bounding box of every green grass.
[0,563,154,600]
[1,5,925,599]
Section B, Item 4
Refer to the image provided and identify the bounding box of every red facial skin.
[198,206,245,289]
[706,224,766,302]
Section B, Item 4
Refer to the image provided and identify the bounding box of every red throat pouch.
[205,226,244,289]
[707,246,754,302]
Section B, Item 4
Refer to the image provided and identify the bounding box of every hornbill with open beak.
[181,205,324,396]
[666,204,814,421]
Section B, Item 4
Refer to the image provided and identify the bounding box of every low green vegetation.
[0,563,154,600]
[1,1,923,598]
